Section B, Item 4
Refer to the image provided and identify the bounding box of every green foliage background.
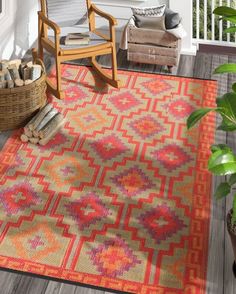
[193,0,236,41]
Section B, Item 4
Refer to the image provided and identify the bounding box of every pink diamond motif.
[88,235,141,278]
[65,86,87,104]
[109,92,140,112]
[139,204,186,244]
[28,235,45,250]
[129,115,165,139]
[65,192,110,230]
[167,99,194,119]
[38,133,68,151]
[0,181,41,216]
[90,134,128,161]
[152,144,192,171]
[142,79,172,95]
[111,166,155,197]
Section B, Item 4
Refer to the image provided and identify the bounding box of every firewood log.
[14,79,24,87]
[8,65,20,80]
[27,61,33,68]
[0,81,7,89]
[28,103,53,131]
[39,119,66,146]
[4,69,12,81]
[29,137,39,144]
[23,127,33,138]
[38,113,64,139]
[0,71,5,82]
[20,134,29,143]
[30,65,42,81]
[8,59,21,69]
[33,108,58,137]
[19,62,27,79]
[24,79,33,85]
[0,60,9,70]
[23,67,31,81]
[7,80,14,88]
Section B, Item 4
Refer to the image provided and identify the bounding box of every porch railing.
[193,0,236,47]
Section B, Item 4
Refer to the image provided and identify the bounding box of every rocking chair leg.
[53,57,65,99]
[111,44,118,82]
[91,56,121,89]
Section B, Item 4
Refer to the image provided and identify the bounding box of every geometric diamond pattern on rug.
[152,144,192,172]
[139,204,186,244]
[0,181,40,216]
[165,98,194,119]
[109,91,141,112]
[90,133,128,161]
[68,105,114,135]
[88,235,141,278]
[0,65,217,294]
[111,166,155,197]
[129,115,166,140]
[36,151,97,192]
[142,78,173,95]
[65,192,110,231]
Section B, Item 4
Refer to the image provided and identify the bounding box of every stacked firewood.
[0,59,42,89]
[20,103,66,146]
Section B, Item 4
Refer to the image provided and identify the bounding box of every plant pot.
[227,209,236,278]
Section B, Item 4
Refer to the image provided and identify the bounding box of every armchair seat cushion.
[128,26,179,47]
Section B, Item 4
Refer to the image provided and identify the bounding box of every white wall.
[169,0,196,54]
[0,0,38,60]
[0,0,17,59]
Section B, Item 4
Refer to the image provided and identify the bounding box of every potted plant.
[187,6,236,275]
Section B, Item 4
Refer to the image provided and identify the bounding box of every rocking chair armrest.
[90,4,117,26]
[38,11,61,35]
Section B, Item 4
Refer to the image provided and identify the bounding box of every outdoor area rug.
[0,65,217,293]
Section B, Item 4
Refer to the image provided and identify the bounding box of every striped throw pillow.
[131,4,166,17]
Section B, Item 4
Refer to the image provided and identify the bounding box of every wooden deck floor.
[0,50,235,294]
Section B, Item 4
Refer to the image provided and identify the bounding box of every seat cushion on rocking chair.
[48,31,108,50]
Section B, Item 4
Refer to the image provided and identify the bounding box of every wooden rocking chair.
[38,0,121,99]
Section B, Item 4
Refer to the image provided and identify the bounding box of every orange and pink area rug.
[0,65,217,293]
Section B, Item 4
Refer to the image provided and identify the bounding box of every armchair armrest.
[90,4,117,26]
[38,11,61,35]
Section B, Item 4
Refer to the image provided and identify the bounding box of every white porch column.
[169,0,196,55]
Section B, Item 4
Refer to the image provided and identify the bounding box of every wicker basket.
[0,58,47,131]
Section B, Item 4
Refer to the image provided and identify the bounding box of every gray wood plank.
[224,54,236,294]
[0,271,21,294]
[177,54,195,77]
[11,275,49,294]
[205,54,229,294]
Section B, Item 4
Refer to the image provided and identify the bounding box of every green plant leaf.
[224,16,236,24]
[211,144,232,153]
[229,173,236,186]
[225,26,236,33]
[215,182,231,199]
[213,6,236,17]
[217,120,236,131]
[214,63,236,74]
[233,195,236,224]
[208,150,236,175]
[232,83,236,93]
[216,93,236,131]
[187,108,214,129]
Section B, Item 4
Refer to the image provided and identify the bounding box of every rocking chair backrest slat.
[45,0,88,27]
